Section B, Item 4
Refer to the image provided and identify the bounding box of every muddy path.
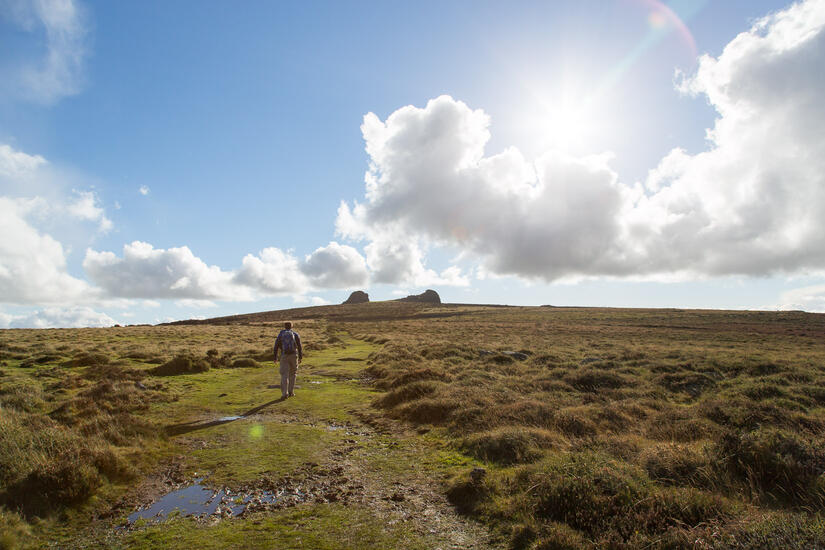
[79,335,502,549]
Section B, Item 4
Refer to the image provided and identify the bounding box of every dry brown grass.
[328,302,825,547]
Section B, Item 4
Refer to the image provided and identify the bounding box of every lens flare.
[647,11,668,30]
[635,0,698,60]
[248,424,264,440]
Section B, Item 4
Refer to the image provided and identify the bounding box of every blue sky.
[2,0,825,327]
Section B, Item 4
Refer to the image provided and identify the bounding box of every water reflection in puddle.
[127,479,283,523]
[216,415,244,422]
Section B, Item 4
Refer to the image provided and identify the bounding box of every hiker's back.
[278,329,297,355]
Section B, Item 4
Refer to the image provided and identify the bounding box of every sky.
[2,0,825,328]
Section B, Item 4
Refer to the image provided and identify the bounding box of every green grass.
[117,505,440,550]
[185,422,343,487]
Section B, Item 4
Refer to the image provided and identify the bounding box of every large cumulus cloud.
[635,0,825,276]
[338,0,825,282]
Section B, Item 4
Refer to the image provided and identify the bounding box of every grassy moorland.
[1,302,824,548]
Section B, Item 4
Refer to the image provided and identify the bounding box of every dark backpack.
[279,330,297,355]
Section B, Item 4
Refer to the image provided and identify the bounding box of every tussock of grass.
[82,363,145,382]
[526,521,586,550]
[389,367,449,388]
[445,473,493,514]
[461,426,563,465]
[374,380,443,408]
[229,357,261,369]
[640,442,712,487]
[62,352,109,368]
[19,353,63,367]
[646,407,718,442]
[0,507,30,550]
[0,406,136,517]
[0,378,45,413]
[503,452,736,546]
[420,344,475,362]
[712,428,825,506]
[655,371,717,397]
[149,354,209,376]
[563,368,630,391]
[394,397,459,424]
[708,512,825,549]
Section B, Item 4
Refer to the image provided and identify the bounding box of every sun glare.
[545,101,595,149]
[526,95,600,153]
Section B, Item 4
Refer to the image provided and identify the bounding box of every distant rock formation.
[397,289,441,304]
[343,290,370,304]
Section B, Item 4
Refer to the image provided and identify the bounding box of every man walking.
[274,321,302,399]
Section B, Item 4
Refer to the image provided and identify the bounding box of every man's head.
[284,321,293,329]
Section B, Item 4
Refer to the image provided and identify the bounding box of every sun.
[525,94,600,153]
[542,100,596,150]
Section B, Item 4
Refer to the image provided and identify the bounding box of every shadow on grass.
[164,396,286,436]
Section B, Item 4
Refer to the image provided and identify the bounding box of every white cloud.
[0,196,91,304]
[84,241,254,301]
[175,299,217,309]
[0,143,113,305]
[0,144,47,177]
[776,283,825,313]
[67,190,112,232]
[300,241,369,289]
[0,311,15,328]
[235,242,370,295]
[83,241,368,302]
[139,185,150,196]
[234,247,308,294]
[338,0,825,283]
[292,295,330,306]
[3,0,89,104]
[337,96,625,283]
[359,235,469,287]
[0,306,116,328]
[634,0,825,277]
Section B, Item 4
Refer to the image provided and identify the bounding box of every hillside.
[2,304,824,548]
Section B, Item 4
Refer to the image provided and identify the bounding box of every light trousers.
[279,353,298,397]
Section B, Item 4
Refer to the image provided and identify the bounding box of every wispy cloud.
[139,185,150,196]
[3,0,90,104]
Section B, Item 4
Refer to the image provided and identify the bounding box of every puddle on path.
[127,479,289,523]
[216,415,244,422]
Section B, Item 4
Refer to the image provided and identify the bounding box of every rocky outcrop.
[343,290,369,304]
[397,289,441,304]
